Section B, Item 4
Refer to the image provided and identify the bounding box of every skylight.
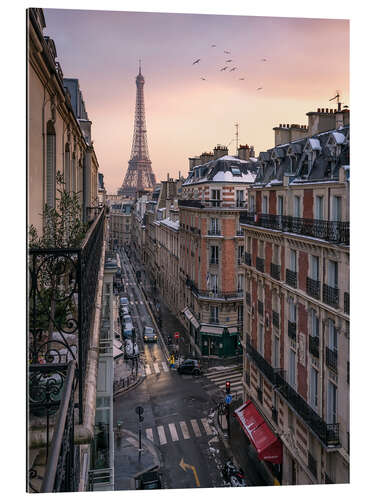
[231,166,241,176]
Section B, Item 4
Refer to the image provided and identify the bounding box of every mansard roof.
[253,126,349,187]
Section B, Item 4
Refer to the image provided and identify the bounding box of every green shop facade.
[183,307,242,358]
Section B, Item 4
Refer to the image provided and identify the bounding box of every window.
[64,144,70,192]
[259,241,264,258]
[249,195,255,213]
[273,335,280,368]
[258,324,264,356]
[289,301,296,323]
[237,245,244,265]
[210,218,220,234]
[311,255,319,280]
[231,167,241,176]
[289,348,296,388]
[277,195,284,216]
[310,366,319,409]
[46,122,56,208]
[274,244,280,264]
[315,196,324,220]
[237,274,244,292]
[210,246,219,265]
[238,305,243,323]
[210,274,218,293]
[210,306,219,324]
[211,189,221,207]
[262,195,268,214]
[236,190,245,207]
[311,310,319,337]
[328,260,338,288]
[327,381,337,424]
[332,196,342,221]
[328,319,337,352]
[290,249,297,272]
[293,195,301,217]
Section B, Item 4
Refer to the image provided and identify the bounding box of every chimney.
[213,144,228,160]
[200,151,214,164]
[249,145,255,158]
[306,107,336,136]
[237,144,250,161]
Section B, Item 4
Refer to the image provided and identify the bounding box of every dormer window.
[231,166,241,176]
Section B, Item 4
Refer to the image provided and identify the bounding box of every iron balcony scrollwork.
[286,269,297,288]
[309,335,320,358]
[323,284,340,308]
[270,262,281,281]
[256,257,265,273]
[306,277,321,299]
[288,321,297,341]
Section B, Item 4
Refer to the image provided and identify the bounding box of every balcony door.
[236,190,245,208]
[211,189,221,207]
[327,381,337,424]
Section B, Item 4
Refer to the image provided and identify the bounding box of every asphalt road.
[114,249,228,490]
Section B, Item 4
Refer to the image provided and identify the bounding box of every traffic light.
[225,381,231,394]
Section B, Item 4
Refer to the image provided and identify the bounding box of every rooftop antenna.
[329,90,341,112]
[235,122,239,154]
[138,58,141,74]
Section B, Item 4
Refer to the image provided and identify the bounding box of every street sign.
[225,394,232,404]
[135,406,144,416]
[174,332,179,339]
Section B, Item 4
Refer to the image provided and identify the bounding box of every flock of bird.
[192,44,267,91]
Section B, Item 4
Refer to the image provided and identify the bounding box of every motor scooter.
[222,459,246,487]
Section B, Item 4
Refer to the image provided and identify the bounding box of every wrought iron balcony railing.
[210,259,219,265]
[306,277,321,299]
[185,278,243,300]
[344,292,350,314]
[29,207,105,424]
[246,338,340,447]
[208,229,221,236]
[323,284,340,308]
[270,262,281,280]
[272,310,279,329]
[239,212,349,245]
[326,347,338,372]
[179,199,248,210]
[256,257,265,273]
[308,452,317,478]
[309,335,320,358]
[244,252,252,266]
[286,269,297,288]
[288,321,297,341]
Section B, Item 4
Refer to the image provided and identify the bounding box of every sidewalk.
[114,428,161,490]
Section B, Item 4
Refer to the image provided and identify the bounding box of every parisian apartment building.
[109,201,133,250]
[28,8,116,492]
[239,106,350,485]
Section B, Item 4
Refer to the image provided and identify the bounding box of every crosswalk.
[144,417,214,446]
[204,365,243,394]
[144,362,170,376]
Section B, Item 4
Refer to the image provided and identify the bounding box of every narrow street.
[113,249,268,489]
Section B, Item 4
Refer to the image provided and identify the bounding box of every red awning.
[234,401,283,464]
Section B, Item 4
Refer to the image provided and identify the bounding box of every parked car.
[177,359,201,375]
[122,326,134,339]
[124,339,139,358]
[121,314,132,325]
[120,306,129,316]
[135,470,162,490]
[143,326,157,343]
[120,297,129,307]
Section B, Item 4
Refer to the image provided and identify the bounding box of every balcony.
[272,310,279,329]
[323,284,339,308]
[256,257,265,273]
[208,229,221,236]
[185,278,243,301]
[244,252,252,266]
[236,229,244,236]
[258,300,264,316]
[239,212,349,245]
[309,335,320,358]
[286,269,297,288]
[246,339,340,447]
[209,259,219,265]
[308,452,317,478]
[288,321,297,341]
[179,199,248,210]
[344,292,350,314]
[28,208,106,492]
[306,277,321,299]
[270,262,281,280]
[325,347,338,372]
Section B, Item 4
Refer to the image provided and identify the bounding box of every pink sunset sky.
[43,8,349,194]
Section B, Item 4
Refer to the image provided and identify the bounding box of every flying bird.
[224,50,231,54]
[238,78,245,80]
[192,59,201,65]
[200,77,207,80]
[211,44,217,47]
[220,66,228,71]
[256,87,263,91]
[261,58,267,62]
[225,59,232,62]
[229,67,237,72]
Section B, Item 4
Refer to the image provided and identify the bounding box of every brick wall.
[265,241,273,275]
[298,251,308,292]
[303,189,313,219]
[269,190,276,215]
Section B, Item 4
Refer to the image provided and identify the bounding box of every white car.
[125,339,139,358]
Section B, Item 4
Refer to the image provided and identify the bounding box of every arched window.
[64,143,70,192]
[46,121,56,208]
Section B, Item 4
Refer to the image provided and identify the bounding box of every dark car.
[143,326,157,343]
[177,359,201,375]
[135,470,162,490]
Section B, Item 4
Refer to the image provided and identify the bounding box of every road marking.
[145,365,151,376]
[153,363,160,374]
[162,362,169,372]
[179,421,190,440]
[201,418,213,435]
[146,428,154,442]
[190,419,201,437]
[127,437,139,448]
[179,458,200,487]
[168,423,179,442]
[157,426,167,445]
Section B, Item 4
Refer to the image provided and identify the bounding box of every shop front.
[234,400,283,485]
[200,326,238,357]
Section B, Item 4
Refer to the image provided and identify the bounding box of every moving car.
[143,326,157,343]
[177,359,201,375]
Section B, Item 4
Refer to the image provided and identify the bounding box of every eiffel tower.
[118,62,156,197]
